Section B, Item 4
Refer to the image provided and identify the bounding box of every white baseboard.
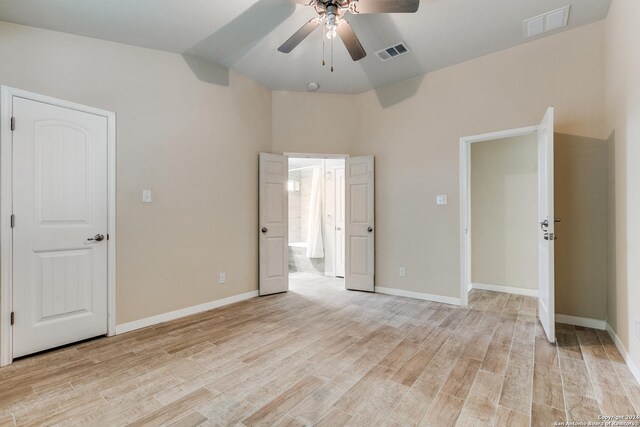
[471,283,539,297]
[556,314,607,330]
[375,286,461,306]
[115,290,259,335]
[607,323,640,385]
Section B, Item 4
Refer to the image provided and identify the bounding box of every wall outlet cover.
[142,189,152,203]
[436,195,448,205]
[219,273,226,284]
[399,266,406,277]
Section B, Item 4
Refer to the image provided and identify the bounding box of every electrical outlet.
[142,189,152,203]
[436,195,448,205]
[399,266,406,277]
[219,273,226,284]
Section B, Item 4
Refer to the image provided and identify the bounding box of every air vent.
[376,42,410,61]
[523,6,570,38]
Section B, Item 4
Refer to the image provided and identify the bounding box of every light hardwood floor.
[0,272,638,426]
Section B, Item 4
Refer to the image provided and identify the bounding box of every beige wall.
[605,0,640,369]
[470,135,538,291]
[0,12,617,345]
[355,21,606,302]
[274,21,608,316]
[0,21,273,325]
[274,22,607,312]
[554,134,608,320]
[607,132,617,330]
[272,91,360,155]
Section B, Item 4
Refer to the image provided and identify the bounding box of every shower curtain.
[306,167,325,258]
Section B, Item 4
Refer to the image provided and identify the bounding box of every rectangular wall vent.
[523,5,570,38]
[376,42,410,61]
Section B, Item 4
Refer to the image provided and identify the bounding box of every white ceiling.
[0,0,611,94]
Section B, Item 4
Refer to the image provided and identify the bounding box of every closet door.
[11,96,109,358]
[345,156,374,292]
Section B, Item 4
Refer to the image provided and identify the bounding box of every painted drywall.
[605,0,640,370]
[0,9,615,352]
[354,21,607,300]
[274,21,608,320]
[606,132,616,331]
[0,21,272,325]
[554,133,608,320]
[470,135,538,291]
[272,91,360,155]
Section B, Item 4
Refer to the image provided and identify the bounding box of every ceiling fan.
[278,0,420,63]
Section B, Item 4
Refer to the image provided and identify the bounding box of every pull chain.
[322,25,326,66]
[331,33,334,72]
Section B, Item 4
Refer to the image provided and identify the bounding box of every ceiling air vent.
[376,42,410,61]
[523,5,571,38]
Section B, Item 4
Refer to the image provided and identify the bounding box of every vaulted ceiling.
[0,0,611,93]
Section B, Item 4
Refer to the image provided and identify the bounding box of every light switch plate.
[436,195,448,205]
[142,189,152,203]
[219,272,226,284]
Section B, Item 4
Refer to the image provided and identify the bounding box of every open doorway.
[460,107,556,343]
[468,134,539,297]
[287,156,346,292]
[259,152,374,296]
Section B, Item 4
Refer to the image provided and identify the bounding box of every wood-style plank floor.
[0,272,638,426]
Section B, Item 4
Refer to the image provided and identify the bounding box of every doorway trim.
[459,125,538,308]
[0,86,117,366]
[283,152,349,159]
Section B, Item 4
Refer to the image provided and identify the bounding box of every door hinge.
[106,234,110,241]
[10,312,14,326]
[10,117,15,131]
[10,214,15,228]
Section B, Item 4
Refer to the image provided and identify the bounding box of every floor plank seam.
[2,277,639,426]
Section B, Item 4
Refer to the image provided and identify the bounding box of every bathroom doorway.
[287,156,346,291]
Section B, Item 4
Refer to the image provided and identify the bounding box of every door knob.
[540,220,549,230]
[261,227,268,233]
[88,234,105,242]
[367,227,373,233]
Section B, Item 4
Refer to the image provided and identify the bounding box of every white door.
[259,153,288,296]
[12,97,109,358]
[537,107,556,343]
[345,156,374,292]
[335,167,346,278]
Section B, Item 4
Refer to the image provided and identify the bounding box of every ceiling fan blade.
[351,0,420,14]
[278,19,321,53]
[337,20,367,61]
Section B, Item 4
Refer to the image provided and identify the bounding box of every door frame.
[0,86,117,366]
[459,125,539,307]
